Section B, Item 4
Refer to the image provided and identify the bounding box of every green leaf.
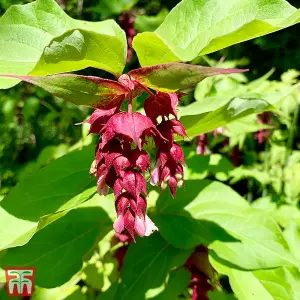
[0,289,21,300]
[207,291,237,300]
[0,207,112,288]
[31,273,84,300]
[0,146,95,251]
[134,9,168,32]
[211,256,300,300]
[0,74,128,109]
[273,205,300,228]
[146,269,191,299]
[183,150,234,181]
[94,0,138,18]
[180,97,271,138]
[115,234,192,300]
[133,0,300,66]
[154,180,300,270]
[0,0,126,89]
[225,115,273,135]
[31,28,126,77]
[129,63,247,92]
[283,223,300,261]
[229,166,271,186]
[82,263,104,291]
[190,69,275,115]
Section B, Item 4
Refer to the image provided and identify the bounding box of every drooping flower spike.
[88,87,186,239]
[0,63,247,239]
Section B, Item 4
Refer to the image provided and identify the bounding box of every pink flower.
[255,112,273,144]
[196,134,210,155]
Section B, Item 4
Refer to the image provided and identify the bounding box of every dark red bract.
[86,75,186,239]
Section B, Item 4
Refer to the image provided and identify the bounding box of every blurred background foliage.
[0,1,300,299]
[0,0,299,199]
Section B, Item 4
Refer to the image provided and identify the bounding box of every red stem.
[128,92,133,114]
[136,81,154,96]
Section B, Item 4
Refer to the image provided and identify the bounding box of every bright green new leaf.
[0,207,112,288]
[133,0,300,66]
[0,146,95,251]
[211,256,300,300]
[0,0,126,89]
[225,115,273,136]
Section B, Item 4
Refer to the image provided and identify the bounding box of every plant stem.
[132,97,136,113]
[128,93,133,114]
[280,103,299,200]
[247,134,255,203]
[262,141,270,197]
[247,178,253,203]
[78,0,83,17]
[136,82,154,96]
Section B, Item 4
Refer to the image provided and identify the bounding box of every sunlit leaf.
[0,0,126,89]
[133,0,300,66]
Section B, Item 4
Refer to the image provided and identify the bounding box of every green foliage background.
[0,0,300,299]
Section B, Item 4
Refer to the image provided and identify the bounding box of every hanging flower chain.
[86,75,187,240]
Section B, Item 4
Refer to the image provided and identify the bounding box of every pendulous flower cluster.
[86,76,187,240]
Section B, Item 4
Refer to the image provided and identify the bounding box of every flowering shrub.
[0,0,300,299]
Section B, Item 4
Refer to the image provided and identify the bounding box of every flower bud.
[177,180,184,187]
[89,160,97,176]
[161,181,168,190]
[175,173,183,180]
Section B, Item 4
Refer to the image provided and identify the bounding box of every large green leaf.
[0,146,95,251]
[115,234,192,300]
[0,0,126,89]
[154,180,300,270]
[133,0,300,66]
[0,74,128,109]
[0,207,112,288]
[31,272,83,299]
[211,257,300,300]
